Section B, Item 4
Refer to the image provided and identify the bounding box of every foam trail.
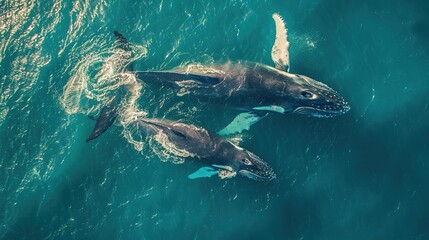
[61,35,148,147]
[61,38,147,113]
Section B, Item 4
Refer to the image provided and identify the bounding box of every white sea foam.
[151,131,192,164]
[60,36,149,155]
[61,39,147,113]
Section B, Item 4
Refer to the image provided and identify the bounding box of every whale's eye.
[242,158,252,165]
[301,91,314,98]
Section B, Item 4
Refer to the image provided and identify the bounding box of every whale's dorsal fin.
[271,13,290,72]
[135,71,220,85]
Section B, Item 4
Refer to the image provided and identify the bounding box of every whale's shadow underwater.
[85,14,350,181]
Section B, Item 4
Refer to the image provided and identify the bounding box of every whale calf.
[134,118,276,181]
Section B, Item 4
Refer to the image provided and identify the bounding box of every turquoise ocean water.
[1,0,429,239]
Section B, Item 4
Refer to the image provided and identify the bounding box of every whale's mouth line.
[293,105,350,117]
[238,170,274,181]
[212,165,274,181]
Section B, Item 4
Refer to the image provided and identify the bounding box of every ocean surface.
[1,0,429,239]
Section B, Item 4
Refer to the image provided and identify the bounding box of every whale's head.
[215,143,276,181]
[236,150,276,181]
[284,74,350,117]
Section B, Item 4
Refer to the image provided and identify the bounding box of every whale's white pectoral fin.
[188,165,237,180]
[188,166,219,179]
[212,164,237,179]
[217,112,268,136]
[252,105,285,113]
[271,13,290,72]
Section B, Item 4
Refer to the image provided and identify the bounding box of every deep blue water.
[1,0,429,239]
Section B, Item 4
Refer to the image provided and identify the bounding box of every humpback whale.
[87,13,350,141]
[134,13,350,135]
[134,118,276,181]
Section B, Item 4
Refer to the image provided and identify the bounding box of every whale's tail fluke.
[86,31,132,142]
[113,31,132,52]
[86,92,123,142]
